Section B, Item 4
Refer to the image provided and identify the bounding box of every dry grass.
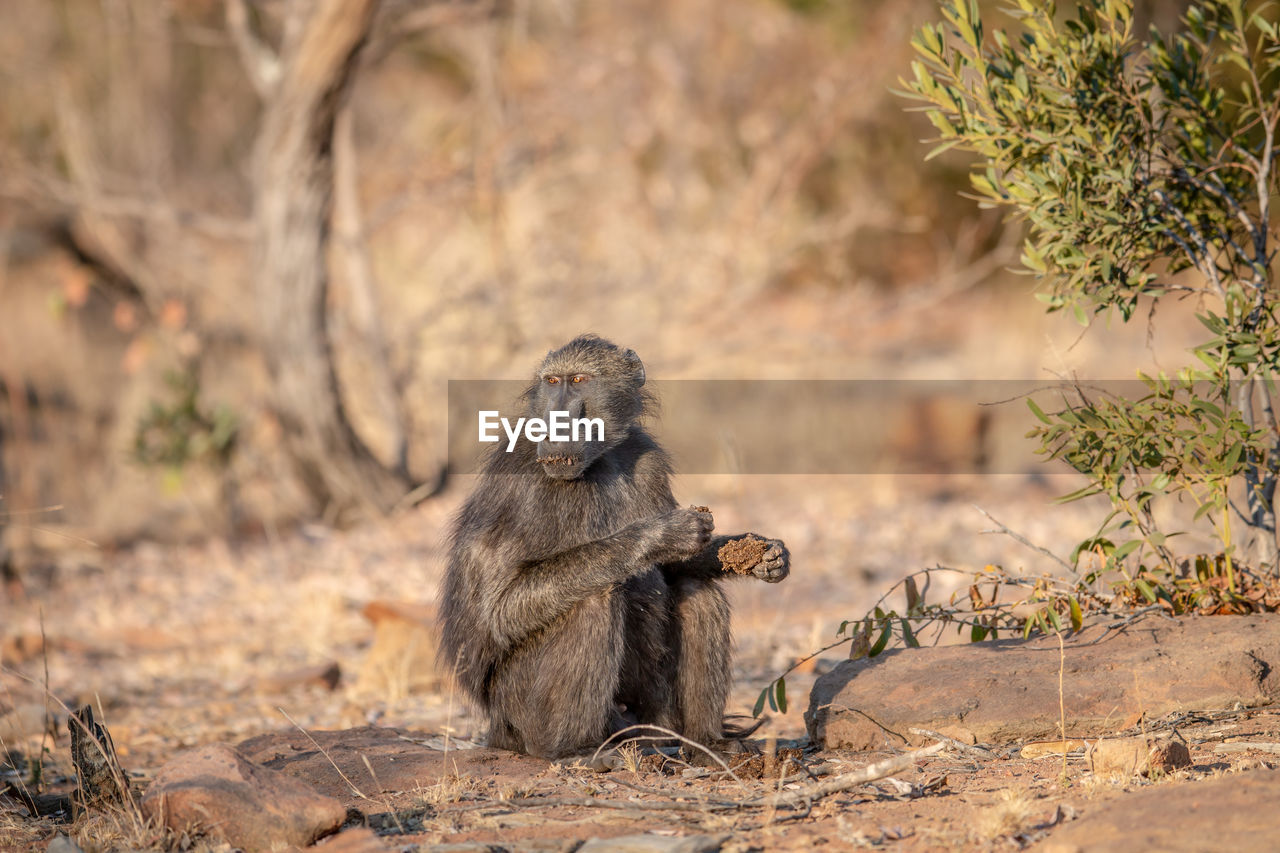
[417,771,483,806]
[974,788,1040,842]
[615,741,643,774]
[68,806,191,853]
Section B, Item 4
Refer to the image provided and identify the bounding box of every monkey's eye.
[545,376,560,385]
[571,374,590,384]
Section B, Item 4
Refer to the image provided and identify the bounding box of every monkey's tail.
[721,714,765,741]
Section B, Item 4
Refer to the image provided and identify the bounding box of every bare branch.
[483,742,947,816]
[750,742,945,809]
[974,505,1077,578]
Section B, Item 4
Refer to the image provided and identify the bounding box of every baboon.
[439,335,790,759]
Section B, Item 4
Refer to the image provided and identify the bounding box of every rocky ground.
[3,476,1280,851]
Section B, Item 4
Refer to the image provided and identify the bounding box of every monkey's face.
[526,336,648,481]
[533,371,606,480]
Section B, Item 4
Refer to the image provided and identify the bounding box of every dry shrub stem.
[908,728,996,760]
[469,742,948,818]
[277,707,368,800]
[591,725,748,792]
[976,505,1078,579]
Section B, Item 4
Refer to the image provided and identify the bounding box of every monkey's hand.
[648,507,715,562]
[751,539,790,583]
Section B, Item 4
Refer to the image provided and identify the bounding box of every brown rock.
[1150,738,1193,772]
[1090,735,1191,778]
[354,600,441,698]
[807,614,1280,750]
[1033,769,1280,853]
[141,743,346,850]
[237,726,545,804]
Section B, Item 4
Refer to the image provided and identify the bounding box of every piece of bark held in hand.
[718,535,768,575]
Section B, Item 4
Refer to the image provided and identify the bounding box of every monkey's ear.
[625,348,645,386]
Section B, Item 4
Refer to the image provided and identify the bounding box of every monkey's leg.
[669,577,731,745]
[489,591,627,759]
[616,571,678,733]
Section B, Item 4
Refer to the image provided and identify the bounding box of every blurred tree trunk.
[251,0,413,517]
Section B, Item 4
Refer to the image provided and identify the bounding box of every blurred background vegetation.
[0,0,1202,579]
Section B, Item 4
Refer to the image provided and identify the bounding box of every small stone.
[1091,735,1192,778]
[1150,738,1193,772]
[1090,736,1149,778]
[141,743,346,851]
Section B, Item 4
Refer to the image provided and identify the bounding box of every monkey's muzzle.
[537,445,587,480]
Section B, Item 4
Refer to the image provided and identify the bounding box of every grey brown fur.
[439,335,789,758]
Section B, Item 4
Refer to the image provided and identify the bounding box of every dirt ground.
[4,474,1280,851]
[230,711,1280,852]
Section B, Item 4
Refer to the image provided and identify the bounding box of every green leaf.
[1068,596,1084,631]
[753,686,769,718]
[869,622,892,658]
[775,678,788,714]
[1113,540,1141,561]
[1224,442,1243,470]
[1134,578,1158,603]
[1027,397,1052,424]
[901,619,920,648]
[971,623,990,642]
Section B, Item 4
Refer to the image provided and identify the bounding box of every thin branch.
[488,742,948,816]
[974,505,1077,577]
[750,742,945,809]
[908,728,996,759]
[592,724,749,793]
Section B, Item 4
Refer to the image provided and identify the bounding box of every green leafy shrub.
[904,0,1280,576]
[754,0,1280,723]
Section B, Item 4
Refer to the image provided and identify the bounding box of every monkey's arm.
[661,534,790,583]
[474,509,712,647]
